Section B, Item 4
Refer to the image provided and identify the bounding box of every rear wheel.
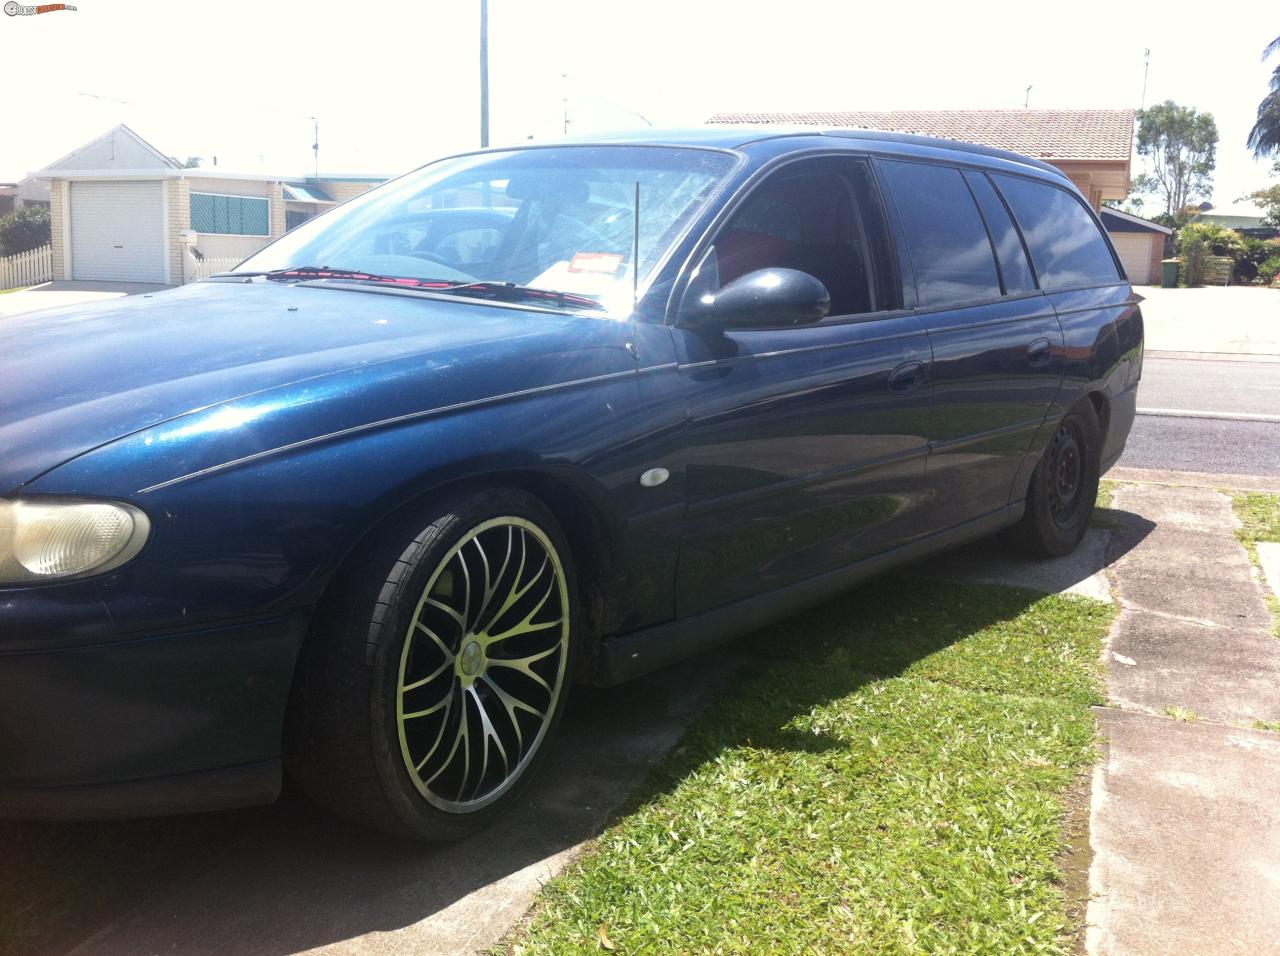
[287,488,576,840]
[1009,401,1101,558]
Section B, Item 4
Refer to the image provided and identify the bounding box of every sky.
[2,0,1277,208]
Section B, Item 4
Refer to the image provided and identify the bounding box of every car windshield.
[235,145,736,314]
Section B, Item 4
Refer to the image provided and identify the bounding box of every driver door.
[671,156,934,617]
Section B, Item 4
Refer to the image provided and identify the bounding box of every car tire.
[1009,400,1101,558]
[287,487,577,840]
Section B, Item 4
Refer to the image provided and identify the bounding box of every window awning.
[283,182,334,203]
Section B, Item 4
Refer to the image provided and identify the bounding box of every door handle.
[887,360,925,392]
[1027,337,1052,367]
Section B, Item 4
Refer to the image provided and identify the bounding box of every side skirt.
[0,759,282,820]
[592,502,1024,686]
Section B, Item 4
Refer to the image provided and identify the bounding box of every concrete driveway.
[1136,285,1280,355]
[0,281,168,318]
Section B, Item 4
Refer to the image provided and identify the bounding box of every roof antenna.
[632,181,641,306]
[310,116,320,179]
[1024,84,1033,108]
[1140,48,1150,110]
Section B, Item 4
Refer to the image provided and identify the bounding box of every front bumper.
[0,609,308,819]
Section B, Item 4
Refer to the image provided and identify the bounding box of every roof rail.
[818,128,1067,178]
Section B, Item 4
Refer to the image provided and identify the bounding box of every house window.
[285,208,314,232]
[190,192,270,236]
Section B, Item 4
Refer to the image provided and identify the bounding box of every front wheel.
[287,488,576,840]
[1009,401,1101,558]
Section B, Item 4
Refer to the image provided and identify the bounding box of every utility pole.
[1024,84,1033,108]
[1140,48,1150,111]
[479,0,490,148]
[311,116,319,178]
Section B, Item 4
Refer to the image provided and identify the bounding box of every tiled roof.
[705,109,1135,162]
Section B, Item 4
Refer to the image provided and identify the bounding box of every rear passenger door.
[990,174,1137,484]
[877,159,1065,525]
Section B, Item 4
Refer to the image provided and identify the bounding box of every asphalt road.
[1118,354,1280,477]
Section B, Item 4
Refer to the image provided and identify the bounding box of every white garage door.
[70,181,166,283]
[1110,233,1155,285]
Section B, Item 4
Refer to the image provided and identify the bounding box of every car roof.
[555,126,1067,179]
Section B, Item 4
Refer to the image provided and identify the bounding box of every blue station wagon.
[0,128,1142,838]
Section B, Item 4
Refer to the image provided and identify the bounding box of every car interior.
[713,165,892,317]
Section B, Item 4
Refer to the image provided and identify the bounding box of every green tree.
[0,205,51,256]
[168,156,203,168]
[1134,101,1218,218]
[1247,36,1280,157]
[1247,161,1280,227]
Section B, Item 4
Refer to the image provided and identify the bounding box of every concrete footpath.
[1087,484,1280,955]
[1136,286,1280,356]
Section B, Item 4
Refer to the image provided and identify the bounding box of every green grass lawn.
[506,579,1113,955]
[1232,491,1280,635]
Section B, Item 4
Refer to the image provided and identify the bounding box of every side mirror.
[682,268,830,331]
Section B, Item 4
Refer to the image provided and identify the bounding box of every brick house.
[704,108,1164,280]
[705,108,1135,210]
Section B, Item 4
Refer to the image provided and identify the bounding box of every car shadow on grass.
[0,508,1154,956]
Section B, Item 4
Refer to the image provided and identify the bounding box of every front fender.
[20,355,684,650]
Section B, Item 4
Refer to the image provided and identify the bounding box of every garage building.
[1097,206,1171,286]
[35,126,384,285]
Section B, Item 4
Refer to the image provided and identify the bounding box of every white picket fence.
[0,243,53,290]
[182,248,241,283]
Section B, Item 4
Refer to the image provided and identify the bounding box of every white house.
[33,125,387,284]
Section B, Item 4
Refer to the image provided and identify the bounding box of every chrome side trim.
[139,364,677,494]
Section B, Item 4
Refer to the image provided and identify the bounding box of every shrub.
[0,205,51,257]
[1176,221,1246,286]
[1259,255,1280,286]
[1234,236,1274,282]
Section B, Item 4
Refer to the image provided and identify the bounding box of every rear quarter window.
[962,170,1036,296]
[993,174,1121,291]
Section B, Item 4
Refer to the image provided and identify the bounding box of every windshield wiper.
[208,266,456,286]
[211,267,604,311]
[428,281,604,311]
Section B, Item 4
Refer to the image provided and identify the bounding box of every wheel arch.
[1085,389,1111,449]
[306,464,622,682]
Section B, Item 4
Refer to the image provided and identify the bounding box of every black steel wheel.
[1009,400,1101,558]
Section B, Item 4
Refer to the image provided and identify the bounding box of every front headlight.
[0,498,151,584]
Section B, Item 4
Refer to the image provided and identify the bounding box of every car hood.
[1,280,634,494]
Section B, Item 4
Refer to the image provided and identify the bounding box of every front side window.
[993,174,1121,291]
[879,160,1001,309]
[702,156,898,318]
[237,146,736,314]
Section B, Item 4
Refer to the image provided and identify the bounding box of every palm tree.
[1248,35,1280,157]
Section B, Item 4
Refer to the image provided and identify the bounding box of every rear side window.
[962,170,1036,296]
[879,160,1000,308]
[993,174,1121,291]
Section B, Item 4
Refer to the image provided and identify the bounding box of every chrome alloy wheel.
[396,517,569,813]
